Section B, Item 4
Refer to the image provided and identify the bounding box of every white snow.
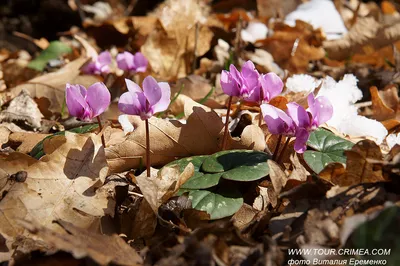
[241,22,268,43]
[285,74,388,144]
[284,0,348,40]
[118,115,134,135]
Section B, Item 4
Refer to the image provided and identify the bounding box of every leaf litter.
[1,0,400,265]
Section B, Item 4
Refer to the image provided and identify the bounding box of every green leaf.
[303,128,354,173]
[30,124,99,159]
[188,187,243,219]
[166,156,222,189]
[202,150,270,181]
[181,172,222,189]
[28,41,72,71]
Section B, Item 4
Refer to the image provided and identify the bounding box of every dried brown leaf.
[135,164,194,212]
[106,107,224,173]
[0,90,43,129]
[8,132,50,153]
[0,132,111,243]
[267,160,287,195]
[0,58,99,114]
[324,17,400,60]
[20,219,142,266]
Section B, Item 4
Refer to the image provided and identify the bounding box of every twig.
[272,134,283,160]
[96,116,106,147]
[125,0,138,16]
[191,22,199,74]
[221,96,233,150]
[277,137,291,163]
[145,119,151,177]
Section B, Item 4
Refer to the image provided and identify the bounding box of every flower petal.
[133,52,148,73]
[260,72,283,102]
[66,84,89,118]
[143,76,162,107]
[125,78,143,94]
[308,94,333,126]
[117,52,134,71]
[97,51,112,65]
[294,128,310,153]
[261,103,293,135]
[152,82,171,113]
[287,102,310,128]
[220,70,239,96]
[118,91,141,116]
[86,82,111,117]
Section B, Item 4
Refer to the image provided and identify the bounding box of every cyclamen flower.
[118,76,171,120]
[66,82,111,121]
[82,51,112,75]
[220,61,260,99]
[261,93,333,153]
[247,72,283,103]
[117,51,148,73]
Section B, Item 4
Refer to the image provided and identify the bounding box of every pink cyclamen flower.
[118,76,171,120]
[82,51,112,75]
[117,51,148,73]
[220,61,260,99]
[66,82,111,121]
[247,72,283,103]
[261,93,333,153]
[286,93,333,153]
[261,103,296,136]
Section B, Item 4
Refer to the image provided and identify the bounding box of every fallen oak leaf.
[19,219,142,266]
[136,164,194,213]
[324,17,400,61]
[0,58,100,114]
[106,106,224,173]
[0,132,111,244]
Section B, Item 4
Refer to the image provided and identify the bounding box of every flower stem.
[96,116,106,147]
[277,137,292,163]
[221,96,233,150]
[272,134,283,160]
[258,108,263,127]
[145,119,151,177]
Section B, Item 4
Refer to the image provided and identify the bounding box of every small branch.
[96,116,106,147]
[221,96,233,151]
[272,134,283,160]
[125,0,138,16]
[145,119,151,177]
[277,137,291,163]
[191,22,200,74]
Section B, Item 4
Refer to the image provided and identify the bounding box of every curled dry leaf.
[0,90,43,129]
[0,132,112,245]
[267,160,287,196]
[370,86,396,121]
[0,127,11,146]
[106,107,224,173]
[0,58,99,114]
[142,0,213,79]
[136,164,194,212]
[19,219,142,266]
[324,17,400,61]
[227,124,266,151]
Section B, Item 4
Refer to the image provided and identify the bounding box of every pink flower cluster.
[82,51,148,75]
[221,61,333,153]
